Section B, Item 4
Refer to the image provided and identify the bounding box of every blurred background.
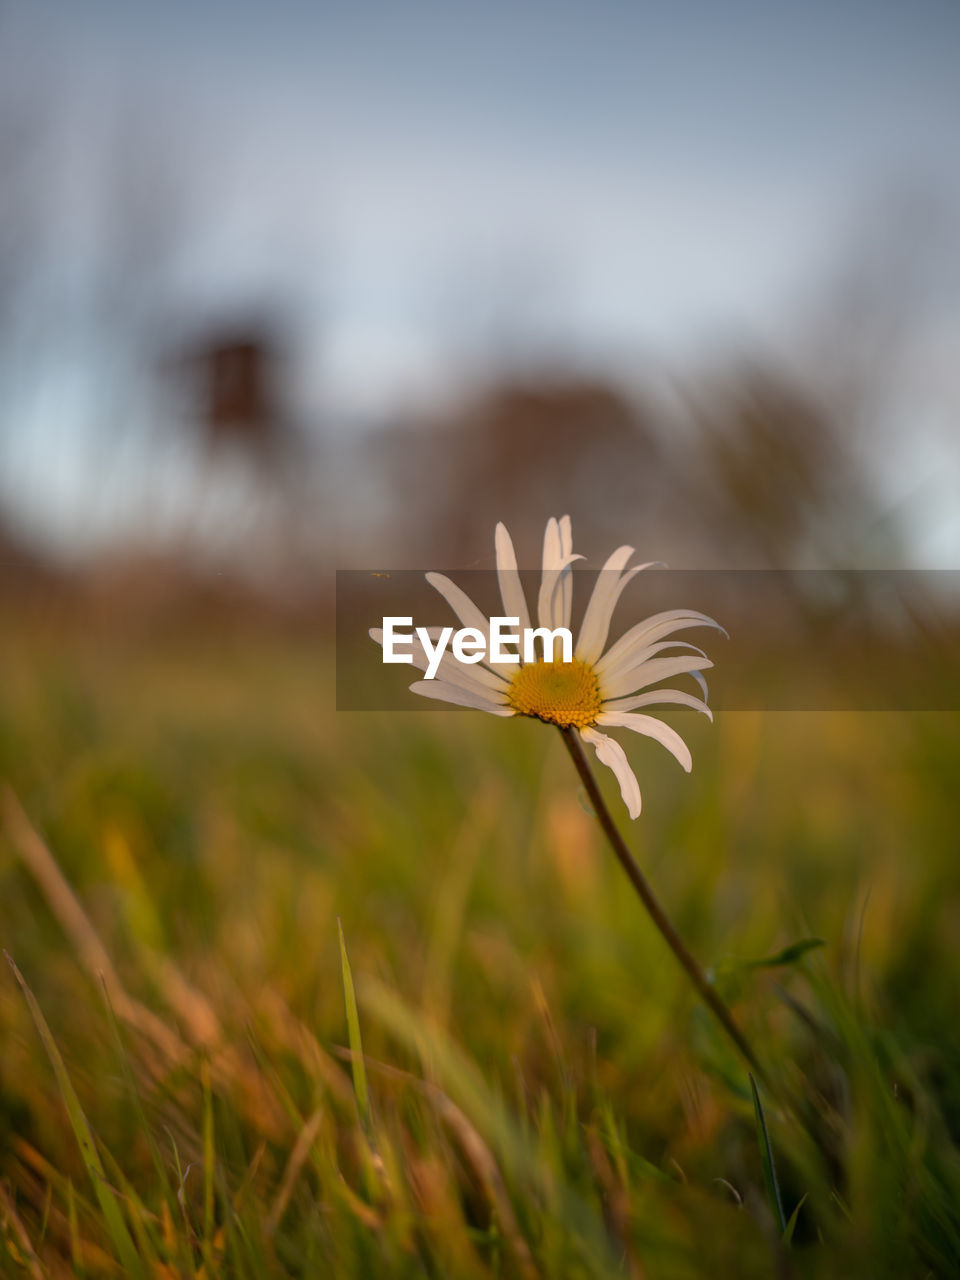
[3,7,960,1273]
[1,0,958,606]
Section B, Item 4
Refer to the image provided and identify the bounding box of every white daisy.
[370,516,723,819]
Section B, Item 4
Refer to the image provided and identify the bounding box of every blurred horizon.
[1,0,959,579]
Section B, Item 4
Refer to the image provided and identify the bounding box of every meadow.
[2,600,960,1277]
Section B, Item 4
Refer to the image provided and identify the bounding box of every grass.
[1,602,960,1276]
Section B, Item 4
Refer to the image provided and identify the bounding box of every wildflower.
[370,516,722,818]
[369,520,763,1076]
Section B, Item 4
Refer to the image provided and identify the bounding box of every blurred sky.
[1,0,959,562]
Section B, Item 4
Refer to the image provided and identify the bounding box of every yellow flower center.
[507,659,602,729]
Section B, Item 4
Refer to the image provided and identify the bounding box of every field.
[2,601,960,1277]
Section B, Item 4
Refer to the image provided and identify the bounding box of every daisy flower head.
[370,517,723,819]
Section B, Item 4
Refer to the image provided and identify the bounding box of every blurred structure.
[144,315,318,589]
[165,324,289,462]
[377,377,668,567]
[0,515,59,590]
[158,316,309,500]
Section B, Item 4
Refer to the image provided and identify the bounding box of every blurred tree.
[154,313,320,584]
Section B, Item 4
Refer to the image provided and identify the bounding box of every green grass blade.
[202,1057,216,1243]
[66,1179,82,1277]
[746,937,825,970]
[361,976,618,1276]
[98,1144,164,1270]
[749,1073,786,1236]
[783,1191,807,1245]
[338,918,370,1126]
[6,952,144,1277]
[99,979,172,1192]
[100,982,198,1280]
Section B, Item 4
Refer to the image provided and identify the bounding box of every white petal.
[425,572,490,633]
[409,680,516,716]
[494,522,531,634]
[596,610,725,679]
[600,655,714,701]
[580,726,642,819]
[417,649,511,696]
[595,711,693,772]
[430,658,510,696]
[601,688,713,721]
[541,517,561,574]
[598,639,706,690]
[538,514,581,629]
[370,627,510,693]
[425,572,520,675]
[537,552,584,631]
[558,515,573,560]
[557,515,574,627]
[576,551,660,664]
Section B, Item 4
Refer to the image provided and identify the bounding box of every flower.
[370,516,722,819]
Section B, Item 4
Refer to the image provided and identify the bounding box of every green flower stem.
[558,726,767,1084]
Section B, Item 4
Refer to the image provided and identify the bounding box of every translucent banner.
[336,569,960,712]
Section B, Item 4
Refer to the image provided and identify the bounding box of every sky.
[1,0,959,561]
